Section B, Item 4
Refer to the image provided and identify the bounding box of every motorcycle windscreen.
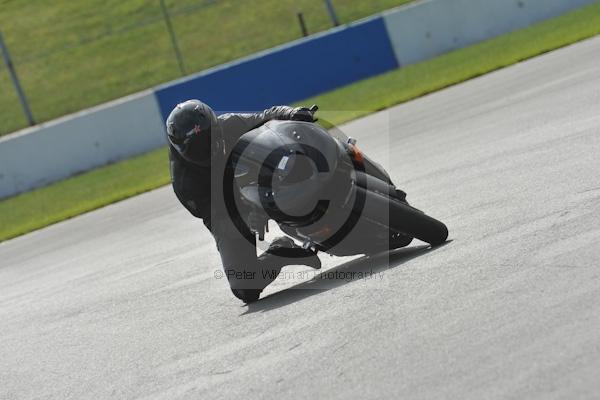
[232,121,341,225]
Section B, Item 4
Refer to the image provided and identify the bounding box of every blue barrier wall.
[154,16,398,120]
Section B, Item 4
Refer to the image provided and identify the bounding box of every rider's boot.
[231,237,321,303]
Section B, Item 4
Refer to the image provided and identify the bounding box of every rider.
[165,99,321,303]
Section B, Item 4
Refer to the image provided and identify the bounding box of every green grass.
[0,148,170,241]
[0,0,414,136]
[1,2,600,242]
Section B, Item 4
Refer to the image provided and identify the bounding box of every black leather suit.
[168,106,319,301]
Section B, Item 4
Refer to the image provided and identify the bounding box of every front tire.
[357,187,448,246]
[389,200,448,246]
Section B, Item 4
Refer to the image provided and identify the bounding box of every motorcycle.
[225,106,448,257]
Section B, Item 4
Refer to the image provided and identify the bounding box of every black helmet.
[166,99,217,167]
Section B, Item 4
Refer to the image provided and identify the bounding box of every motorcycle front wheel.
[356,186,448,246]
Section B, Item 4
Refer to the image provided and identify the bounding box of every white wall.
[383,0,599,66]
[0,91,166,199]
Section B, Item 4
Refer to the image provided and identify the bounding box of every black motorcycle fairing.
[225,117,446,255]
[231,120,343,223]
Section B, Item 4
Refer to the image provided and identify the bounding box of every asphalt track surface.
[2,37,600,400]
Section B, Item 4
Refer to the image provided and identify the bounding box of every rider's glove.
[290,107,316,122]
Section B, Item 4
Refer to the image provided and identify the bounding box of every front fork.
[247,210,269,241]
